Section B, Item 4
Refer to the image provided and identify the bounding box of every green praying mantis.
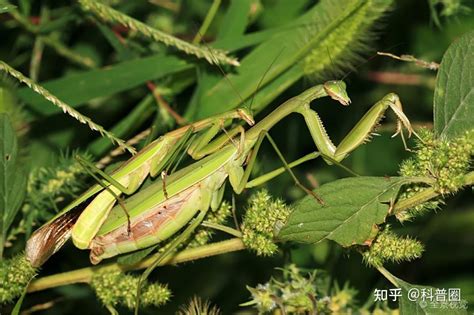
[25,107,254,267]
[26,80,415,266]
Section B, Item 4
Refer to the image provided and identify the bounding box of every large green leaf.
[278,177,406,247]
[17,54,192,115]
[434,30,474,140]
[0,114,26,257]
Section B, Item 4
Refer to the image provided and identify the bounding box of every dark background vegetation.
[1,0,473,313]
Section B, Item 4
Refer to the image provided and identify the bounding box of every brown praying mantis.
[26,80,415,266]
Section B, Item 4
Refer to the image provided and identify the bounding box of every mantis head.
[237,107,255,126]
[323,80,351,106]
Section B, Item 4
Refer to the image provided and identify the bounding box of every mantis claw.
[388,96,415,139]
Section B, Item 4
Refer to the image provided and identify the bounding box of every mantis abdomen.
[89,168,229,264]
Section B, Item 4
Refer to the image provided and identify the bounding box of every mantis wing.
[25,205,84,267]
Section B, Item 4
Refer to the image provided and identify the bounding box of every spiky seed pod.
[398,128,473,221]
[241,190,292,256]
[328,283,358,314]
[90,270,171,310]
[303,0,394,80]
[0,254,37,303]
[176,296,221,315]
[245,284,279,313]
[77,0,238,67]
[362,226,424,267]
[244,264,359,314]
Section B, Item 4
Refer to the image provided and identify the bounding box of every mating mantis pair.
[26,80,415,267]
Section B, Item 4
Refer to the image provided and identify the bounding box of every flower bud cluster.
[177,296,221,315]
[363,226,424,267]
[241,190,292,256]
[188,200,232,248]
[244,264,357,314]
[398,128,473,220]
[90,270,170,310]
[0,254,37,303]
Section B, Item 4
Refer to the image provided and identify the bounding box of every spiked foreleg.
[335,93,415,160]
[298,93,415,163]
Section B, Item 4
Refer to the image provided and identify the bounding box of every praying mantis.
[26,80,415,266]
[25,107,254,267]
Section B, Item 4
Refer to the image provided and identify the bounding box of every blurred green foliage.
[0,0,473,314]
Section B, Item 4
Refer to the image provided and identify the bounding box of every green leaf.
[0,114,26,257]
[258,0,309,28]
[434,30,474,140]
[278,177,407,247]
[0,1,16,14]
[383,270,469,315]
[17,54,192,115]
[216,0,251,41]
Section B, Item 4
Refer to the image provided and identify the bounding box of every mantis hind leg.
[76,155,139,195]
[134,209,207,314]
[134,188,212,314]
[264,133,325,204]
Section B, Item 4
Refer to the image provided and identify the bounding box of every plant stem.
[392,186,438,214]
[376,266,399,287]
[463,171,474,185]
[192,0,221,44]
[27,238,245,293]
[393,171,474,215]
[202,221,242,237]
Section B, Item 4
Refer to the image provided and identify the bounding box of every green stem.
[9,9,38,33]
[463,171,474,185]
[40,35,96,68]
[376,266,399,287]
[393,172,474,215]
[27,238,245,293]
[192,0,222,44]
[135,210,210,314]
[202,221,242,237]
[392,186,438,214]
[11,7,96,68]
[0,238,4,259]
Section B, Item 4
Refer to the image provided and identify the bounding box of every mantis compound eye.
[324,80,351,106]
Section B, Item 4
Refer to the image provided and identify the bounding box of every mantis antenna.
[247,47,286,112]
